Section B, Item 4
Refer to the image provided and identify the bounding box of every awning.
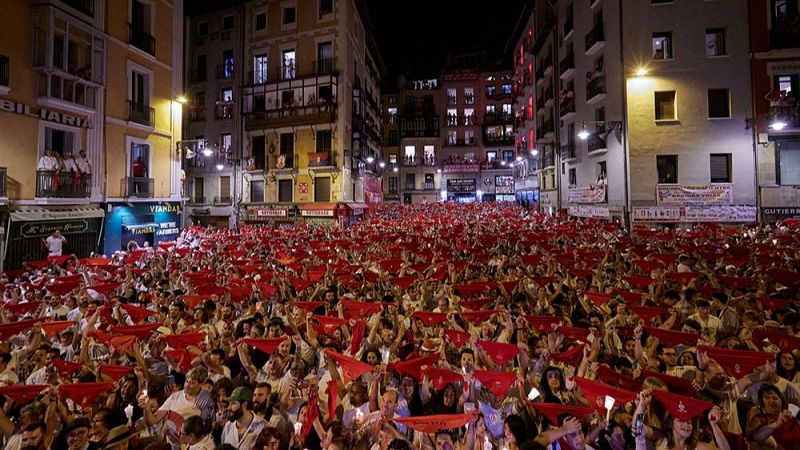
[344,202,369,210]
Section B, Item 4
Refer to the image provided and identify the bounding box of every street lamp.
[577,121,624,142]
[366,156,374,163]
[392,167,399,173]
[770,120,788,131]
[577,124,591,140]
[379,161,386,168]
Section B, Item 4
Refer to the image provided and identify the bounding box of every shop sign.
[155,221,180,236]
[305,217,334,226]
[767,62,800,76]
[761,207,800,222]
[443,164,480,174]
[256,209,287,217]
[568,185,606,204]
[20,219,88,238]
[568,205,611,220]
[192,209,210,216]
[656,184,732,206]
[301,209,335,217]
[447,179,476,193]
[0,98,92,128]
[632,206,756,223]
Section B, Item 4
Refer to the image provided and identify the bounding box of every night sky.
[366,0,529,81]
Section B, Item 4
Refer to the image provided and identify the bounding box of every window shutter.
[710,155,729,182]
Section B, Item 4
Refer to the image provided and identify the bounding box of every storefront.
[445,178,477,202]
[186,205,233,229]
[761,207,800,223]
[102,202,182,255]
[242,204,298,228]
[4,206,104,269]
[299,203,340,227]
[341,202,369,226]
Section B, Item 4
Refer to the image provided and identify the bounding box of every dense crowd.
[0,202,799,450]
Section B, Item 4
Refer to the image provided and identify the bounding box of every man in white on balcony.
[36,149,59,171]
[75,150,92,174]
[62,151,79,173]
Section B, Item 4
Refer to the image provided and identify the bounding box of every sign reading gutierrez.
[656,184,732,206]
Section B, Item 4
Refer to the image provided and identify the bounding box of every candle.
[527,387,540,401]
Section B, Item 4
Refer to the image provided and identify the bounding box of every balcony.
[444,137,477,147]
[401,156,418,167]
[187,196,206,205]
[128,24,155,56]
[444,115,477,127]
[535,66,545,85]
[399,117,439,138]
[0,167,6,198]
[542,148,555,169]
[587,134,607,153]
[246,58,337,86]
[544,87,555,106]
[423,181,436,190]
[536,95,545,112]
[483,112,513,125]
[560,143,576,161]
[585,23,606,56]
[127,100,154,126]
[447,96,457,106]
[213,196,232,205]
[216,63,234,80]
[465,94,475,105]
[36,171,91,198]
[559,52,575,80]
[189,108,206,122]
[563,14,574,40]
[559,95,575,119]
[484,134,514,146]
[215,103,234,120]
[586,75,606,104]
[63,0,94,17]
[543,120,555,137]
[122,177,154,198]
[245,104,336,130]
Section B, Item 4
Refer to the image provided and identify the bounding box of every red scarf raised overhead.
[391,412,476,433]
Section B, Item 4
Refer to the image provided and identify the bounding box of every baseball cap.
[228,386,253,402]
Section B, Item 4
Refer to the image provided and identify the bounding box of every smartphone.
[634,414,645,437]
[166,375,175,385]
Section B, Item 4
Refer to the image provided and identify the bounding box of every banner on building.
[632,206,756,223]
[568,205,611,220]
[568,185,607,204]
[656,184,732,206]
[308,152,329,167]
[443,164,480,174]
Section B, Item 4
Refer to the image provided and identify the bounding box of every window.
[404,145,416,162]
[486,104,496,114]
[705,28,726,57]
[222,15,234,30]
[222,49,234,78]
[255,12,267,31]
[502,83,513,95]
[44,127,76,157]
[423,145,435,164]
[486,150,497,161]
[130,0,154,55]
[502,150,514,161]
[447,130,457,145]
[196,55,207,82]
[465,129,475,144]
[657,155,677,183]
[405,174,416,190]
[250,180,264,202]
[283,6,296,26]
[388,130,398,146]
[708,89,730,119]
[277,179,292,202]
[314,177,330,202]
[221,133,232,152]
[486,85,496,97]
[253,54,267,84]
[316,130,332,152]
[221,88,233,102]
[447,88,457,105]
[251,135,266,170]
[652,32,673,60]
[710,153,732,183]
[197,21,208,36]
[282,49,295,80]
[219,176,231,201]
[654,91,676,121]
[502,103,512,115]
[317,42,333,74]
[388,177,398,194]
[389,154,397,164]
[775,74,799,95]
[129,142,150,177]
[0,55,8,88]
[597,161,607,180]
[319,0,333,18]
[777,140,800,185]
[569,168,577,186]
[194,177,204,201]
[129,67,152,125]
[465,87,475,104]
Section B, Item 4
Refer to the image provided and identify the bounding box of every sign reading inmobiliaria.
[568,185,606,204]
[656,184,732,206]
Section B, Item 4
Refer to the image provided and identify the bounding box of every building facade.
[511,0,757,224]
[381,88,400,202]
[234,0,384,227]
[749,0,800,223]
[0,0,183,270]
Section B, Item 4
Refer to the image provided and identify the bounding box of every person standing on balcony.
[45,229,67,257]
[132,157,148,195]
[37,149,58,171]
[37,149,59,193]
[76,150,92,175]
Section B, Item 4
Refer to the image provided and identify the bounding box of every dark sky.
[366,0,528,81]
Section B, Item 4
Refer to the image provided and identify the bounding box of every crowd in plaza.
[0,202,799,450]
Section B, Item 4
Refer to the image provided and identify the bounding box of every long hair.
[539,366,566,404]
[663,415,701,450]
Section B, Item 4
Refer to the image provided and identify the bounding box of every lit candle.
[604,395,616,424]
[527,387,540,401]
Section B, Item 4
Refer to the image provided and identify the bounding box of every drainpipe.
[618,0,631,228]
[746,0,761,222]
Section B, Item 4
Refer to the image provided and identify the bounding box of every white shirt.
[37,155,58,171]
[46,235,66,256]
[220,415,267,450]
[188,434,215,450]
[62,157,79,172]
[76,156,92,174]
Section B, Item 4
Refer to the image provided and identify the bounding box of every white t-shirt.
[46,235,66,256]
[220,415,267,450]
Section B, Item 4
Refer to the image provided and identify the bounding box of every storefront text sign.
[301,209,335,217]
[447,179,476,193]
[568,205,611,219]
[20,220,88,238]
[568,185,606,204]
[656,184,732,206]
[0,98,93,128]
[256,209,287,217]
[632,206,756,223]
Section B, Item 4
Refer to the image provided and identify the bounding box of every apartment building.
[397,77,441,203]
[382,88,400,202]
[184,2,246,228]
[749,0,800,223]
[235,0,384,227]
[0,0,183,270]
[511,0,756,224]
